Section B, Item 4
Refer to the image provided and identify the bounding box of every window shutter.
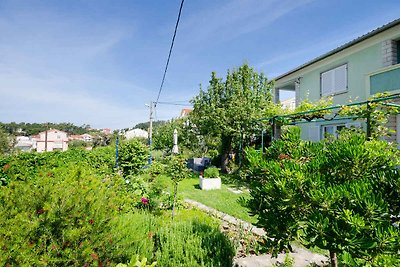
[321,70,333,96]
[321,64,347,96]
[308,126,320,142]
[334,64,347,92]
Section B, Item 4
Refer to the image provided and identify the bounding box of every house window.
[322,124,345,138]
[321,64,347,96]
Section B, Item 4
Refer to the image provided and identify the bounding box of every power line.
[157,101,192,106]
[154,0,185,107]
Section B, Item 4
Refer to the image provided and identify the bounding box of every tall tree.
[190,63,276,171]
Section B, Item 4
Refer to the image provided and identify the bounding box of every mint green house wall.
[298,43,381,105]
[274,21,400,142]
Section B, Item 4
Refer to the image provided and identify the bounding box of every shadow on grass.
[193,184,201,190]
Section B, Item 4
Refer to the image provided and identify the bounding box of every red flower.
[141,197,149,205]
[36,208,44,215]
[89,219,94,224]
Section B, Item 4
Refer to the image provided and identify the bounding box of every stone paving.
[184,198,329,267]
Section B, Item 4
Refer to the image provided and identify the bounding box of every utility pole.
[147,101,153,164]
[45,123,48,152]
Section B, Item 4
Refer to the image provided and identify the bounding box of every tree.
[245,129,400,266]
[0,127,14,155]
[166,155,190,218]
[190,63,276,171]
[134,121,166,131]
[152,118,201,155]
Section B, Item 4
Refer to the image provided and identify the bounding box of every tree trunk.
[329,250,338,267]
[172,183,178,219]
[221,135,233,173]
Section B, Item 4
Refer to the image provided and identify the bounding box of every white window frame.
[321,122,362,140]
[322,124,345,139]
[320,64,348,96]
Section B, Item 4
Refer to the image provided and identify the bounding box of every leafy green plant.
[110,210,235,267]
[119,139,149,176]
[190,63,277,172]
[203,166,220,178]
[0,165,128,266]
[244,132,400,266]
[116,256,157,267]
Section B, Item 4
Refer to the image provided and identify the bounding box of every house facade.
[15,136,36,152]
[124,128,148,140]
[274,19,400,143]
[36,129,69,152]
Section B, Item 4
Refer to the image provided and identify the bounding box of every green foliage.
[116,256,157,267]
[190,63,276,170]
[110,210,235,267]
[119,139,149,176]
[0,166,128,266]
[203,166,220,178]
[244,132,400,263]
[338,92,400,139]
[69,139,91,148]
[165,155,191,217]
[152,118,202,155]
[166,155,191,185]
[289,97,332,122]
[0,127,14,156]
[0,121,91,135]
[0,147,116,185]
[272,253,294,267]
[134,120,166,131]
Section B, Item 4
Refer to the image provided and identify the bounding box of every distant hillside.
[0,122,91,136]
[134,120,166,131]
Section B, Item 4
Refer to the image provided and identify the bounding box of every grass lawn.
[177,175,258,224]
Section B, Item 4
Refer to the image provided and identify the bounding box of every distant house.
[125,128,148,140]
[69,133,93,142]
[15,136,36,152]
[274,18,400,143]
[36,129,69,152]
[180,108,192,118]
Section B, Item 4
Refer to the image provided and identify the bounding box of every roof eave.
[274,18,400,81]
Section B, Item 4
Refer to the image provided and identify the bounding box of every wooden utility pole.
[148,101,153,164]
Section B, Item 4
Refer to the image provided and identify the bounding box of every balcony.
[369,64,400,94]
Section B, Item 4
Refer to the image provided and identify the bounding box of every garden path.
[185,199,329,267]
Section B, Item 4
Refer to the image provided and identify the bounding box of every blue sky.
[1,0,400,129]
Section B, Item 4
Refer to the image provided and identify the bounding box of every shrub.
[203,166,220,178]
[245,132,400,265]
[110,210,235,267]
[0,147,116,185]
[119,139,149,176]
[0,166,127,266]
